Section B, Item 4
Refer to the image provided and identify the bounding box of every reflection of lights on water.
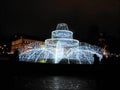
[19,23,103,64]
[28,76,95,90]
[40,76,91,90]
[52,77,60,90]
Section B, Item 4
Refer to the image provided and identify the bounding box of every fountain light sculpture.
[19,23,103,64]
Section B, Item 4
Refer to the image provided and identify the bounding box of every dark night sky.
[1,0,120,42]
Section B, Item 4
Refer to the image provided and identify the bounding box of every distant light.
[116,55,119,57]
[3,44,6,47]
[27,46,33,49]
[111,53,113,55]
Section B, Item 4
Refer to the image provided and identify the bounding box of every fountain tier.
[19,23,103,64]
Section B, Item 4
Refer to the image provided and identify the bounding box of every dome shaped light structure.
[19,23,103,64]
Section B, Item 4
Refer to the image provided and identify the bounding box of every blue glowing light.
[19,23,103,64]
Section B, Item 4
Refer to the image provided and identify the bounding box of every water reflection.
[13,76,97,90]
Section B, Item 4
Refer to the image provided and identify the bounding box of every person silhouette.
[93,54,100,64]
[13,48,19,62]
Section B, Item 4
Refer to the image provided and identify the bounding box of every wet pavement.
[1,63,120,90]
[13,76,98,90]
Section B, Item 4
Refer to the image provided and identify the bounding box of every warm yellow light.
[40,59,46,63]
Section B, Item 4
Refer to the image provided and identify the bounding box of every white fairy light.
[19,23,103,64]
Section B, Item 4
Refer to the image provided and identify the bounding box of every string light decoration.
[19,23,103,64]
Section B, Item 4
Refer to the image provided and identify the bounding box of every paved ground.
[1,63,120,90]
[13,76,98,90]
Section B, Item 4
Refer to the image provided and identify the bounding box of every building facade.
[11,38,44,54]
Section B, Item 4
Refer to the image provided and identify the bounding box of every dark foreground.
[0,61,120,90]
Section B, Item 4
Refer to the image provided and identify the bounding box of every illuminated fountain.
[19,23,103,64]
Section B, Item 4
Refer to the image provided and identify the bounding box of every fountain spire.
[56,23,69,30]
